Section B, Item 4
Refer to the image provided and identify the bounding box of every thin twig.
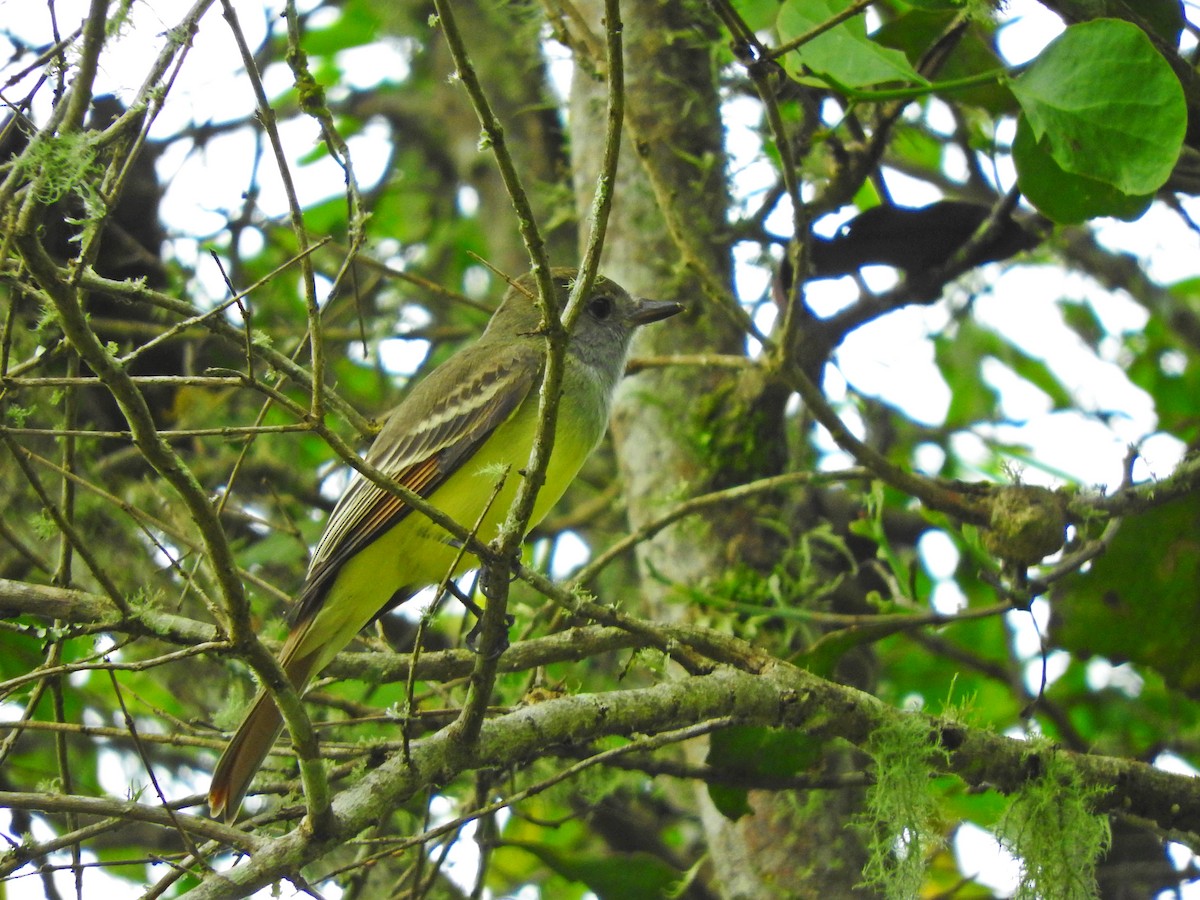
[107,671,210,870]
[219,0,324,421]
[573,467,872,584]
[0,428,127,610]
[764,0,876,62]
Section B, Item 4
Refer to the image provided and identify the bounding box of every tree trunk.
[569,0,874,894]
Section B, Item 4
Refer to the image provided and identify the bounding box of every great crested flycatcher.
[208,268,682,820]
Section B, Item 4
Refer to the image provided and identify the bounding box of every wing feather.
[291,341,541,625]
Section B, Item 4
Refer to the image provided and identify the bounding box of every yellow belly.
[291,390,603,673]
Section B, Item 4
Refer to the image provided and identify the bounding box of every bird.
[207,267,683,820]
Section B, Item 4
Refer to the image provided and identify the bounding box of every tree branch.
[189,661,1200,896]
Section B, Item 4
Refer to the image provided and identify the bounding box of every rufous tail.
[207,689,284,822]
[208,648,319,822]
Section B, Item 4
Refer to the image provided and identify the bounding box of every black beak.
[631,298,685,326]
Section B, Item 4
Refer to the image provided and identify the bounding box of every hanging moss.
[858,711,950,899]
[997,744,1112,900]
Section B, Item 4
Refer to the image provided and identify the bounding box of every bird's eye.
[588,295,614,320]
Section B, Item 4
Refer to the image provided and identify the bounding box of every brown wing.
[290,340,541,625]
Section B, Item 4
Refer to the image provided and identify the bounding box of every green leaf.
[776,0,928,88]
[934,318,1074,428]
[1060,300,1106,351]
[877,617,1022,728]
[235,529,308,570]
[505,841,682,900]
[1113,0,1184,45]
[733,0,782,33]
[1010,18,1186,196]
[302,0,385,55]
[888,124,944,172]
[705,726,820,820]
[708,782,753,820]
[935,330,997,429]
[1052,495,1200,696]
[1013,114,1154,224]
[991,353,1072,414]
[873,10,1014,113]
[1125,314,1200,444]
